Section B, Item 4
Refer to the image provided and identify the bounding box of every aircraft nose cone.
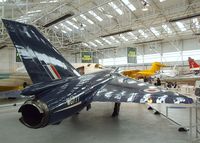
[18,100,49,129]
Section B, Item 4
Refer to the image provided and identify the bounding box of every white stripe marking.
[54,102,82,113]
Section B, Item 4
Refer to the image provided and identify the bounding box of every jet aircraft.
[188,57,200,73]
[2,19,193,129]
[122,62,166,79]
[154,65,178,78]
[0,67,31,98]
[73,63,103,75]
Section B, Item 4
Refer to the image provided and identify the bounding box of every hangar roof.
[1,0,200,51]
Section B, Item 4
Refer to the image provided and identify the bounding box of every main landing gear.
[112,103,121,117]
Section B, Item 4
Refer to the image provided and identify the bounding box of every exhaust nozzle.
[18,100,49,129]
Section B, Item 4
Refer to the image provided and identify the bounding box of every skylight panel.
[40,0,58,3]
[138,29,148,38]
[110,36,120,43]
[27,10,41,14]
[88,10,103,22]
[150,27,160,36]
[66,20,79,29]
[72,18,78,22]
[95,40,104,46]
[120,35,128,41]
[121,0,136,11]
[98,7,104,12]
[60,23,72,31]
[162,24,172,34]
[80,14,94,24]
[102,38,111,44]
[61,30,67,34]
[54,26,58,29]
[83,43,89,47]
[89,41,97,47]
[176,22,186,31]
[49,0,58,3]
[128,32,138,39]
[108,2,123,15]
[193,18,200,29]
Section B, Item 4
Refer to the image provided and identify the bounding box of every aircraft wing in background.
[0,90,21,98]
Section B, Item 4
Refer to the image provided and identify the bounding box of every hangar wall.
[0,38,199,73]
[60,38,200,65]
[93,38,200,66]
[0,47,16,73]
[60,38,200,66]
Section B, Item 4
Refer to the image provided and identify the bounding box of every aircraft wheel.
[178,127,188,132]
[153,110,160,115]
[147,106,153,110]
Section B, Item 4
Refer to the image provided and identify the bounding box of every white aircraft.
[153,65,178,78]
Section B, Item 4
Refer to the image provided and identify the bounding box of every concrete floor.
[0,102,191,143]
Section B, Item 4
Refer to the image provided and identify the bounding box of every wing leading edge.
[93,74,193,104]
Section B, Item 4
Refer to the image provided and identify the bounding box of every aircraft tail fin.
[188,57,200,70]
[2,19,80,84]
[149,62,166,73]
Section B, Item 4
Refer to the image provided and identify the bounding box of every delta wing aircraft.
[2,19,193,129]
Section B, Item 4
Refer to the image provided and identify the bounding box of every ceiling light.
[95,40,104,46]
[160,0,166,2]
[108,2,123,15]
[141,0,149,11]
[102,38,111,44]
[142,6,148,11]
[122,0,136,11]
[141,0,149,6]
[66,20,79,29]
[79,23,86,31]
[176,22,186,31]
[89,10,103,21]
[138,29,148,38]
[162,24,172,34]
[80,14,94,24]
[150,27,160,36]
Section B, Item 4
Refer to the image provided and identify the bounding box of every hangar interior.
[0,0,200,143]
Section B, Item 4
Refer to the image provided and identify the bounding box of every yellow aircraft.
[0,71,31,98]
[122,62,166,79]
